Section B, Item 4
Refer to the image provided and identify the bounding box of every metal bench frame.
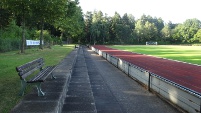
[16,58,57,96]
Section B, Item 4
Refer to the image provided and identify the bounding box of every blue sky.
[79,0,201,23]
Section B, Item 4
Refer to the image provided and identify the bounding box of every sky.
[79,0,201,23]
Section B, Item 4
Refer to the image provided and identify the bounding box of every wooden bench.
[16,58,57,96]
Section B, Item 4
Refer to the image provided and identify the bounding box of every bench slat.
[27,65,57,83]
[16,58,43,71]
[16,58,44,77]
[21,66,42,79]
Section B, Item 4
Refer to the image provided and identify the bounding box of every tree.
[127,14,135,30]
[99,14,110,44]
[1,0,32,53]
[110,12,122,43]
[65,6,85,44]
[54,0,84,44]
[144,21,158,41]
[30,0,68,49]
[135,15,150,43]
[171,24,183,43]
[0,20,22,52]
[90,10,105,44]
[161,24,171,42]
[121,13,134,43]
[84,11,93,43]
[192,29,201,42]
[0,8,11,29]
[180,18,201,42]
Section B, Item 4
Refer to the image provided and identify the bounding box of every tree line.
[83,11,201,45]
[0,0,85,53]
[1,1,201,53]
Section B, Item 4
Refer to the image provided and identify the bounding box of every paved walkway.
[62,46,181,113]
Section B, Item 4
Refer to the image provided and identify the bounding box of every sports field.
[93,45,201,93]
[109,45,201,65]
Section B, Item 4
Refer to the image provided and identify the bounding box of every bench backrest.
[16,58,44,79]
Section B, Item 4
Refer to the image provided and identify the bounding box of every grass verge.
[0,45,74,113]
[109,45,201,65]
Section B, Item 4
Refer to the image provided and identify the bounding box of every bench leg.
[36,83,45,96]
[51,73,56,79]
[19,80,27,96]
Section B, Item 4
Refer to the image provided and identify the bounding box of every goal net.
[146,41,158,45]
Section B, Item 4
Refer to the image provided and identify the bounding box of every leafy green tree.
[161,24,171,42]
[192,29,201,42]
[90,10,105,44]
[0,20,22,52]
[1,0,32,53]
[54,0,84,44]
[100,14,110,44]
[110,12,122,43]
[66,6,85,44]
[151,18,164,33]
[30,0,68,49]
[121,13,134,43]
[84,11,93,43]
[180,18,201,42]
[0,8,11,29]
[144,21,158,41]
[171,24,183,43]
[135,18,158,43]
[34,30,51,42]
[135,19,147,43]
[122,13,130,25]
[167,21,177,29]
[127,14,136,44]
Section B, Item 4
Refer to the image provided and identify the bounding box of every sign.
[26,40,43,46]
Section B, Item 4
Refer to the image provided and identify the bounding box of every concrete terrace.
[11,46,181,113]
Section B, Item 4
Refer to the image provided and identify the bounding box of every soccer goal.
[146,41,158,45]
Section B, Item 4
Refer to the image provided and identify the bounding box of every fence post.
[148,72,151,92]
[128,63,130,76]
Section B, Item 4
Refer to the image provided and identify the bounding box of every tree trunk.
[21,21,25,53]
[94,35,96,45]
[90,35,91,44]
[39,21,44,49]
[60,32,63,46]
[21,11,25,53]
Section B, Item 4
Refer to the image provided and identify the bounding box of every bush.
[192,43,201,46]
[34,30,54,47]
[0,20,21,52]
[0,38,20,52]
[157,41,171,45]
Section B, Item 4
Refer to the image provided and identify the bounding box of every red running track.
[92,45,201,94]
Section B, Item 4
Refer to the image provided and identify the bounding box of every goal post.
[146,41,158,45]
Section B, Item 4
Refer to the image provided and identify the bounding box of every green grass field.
[109,45,201,65]
[0,45,74,113]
